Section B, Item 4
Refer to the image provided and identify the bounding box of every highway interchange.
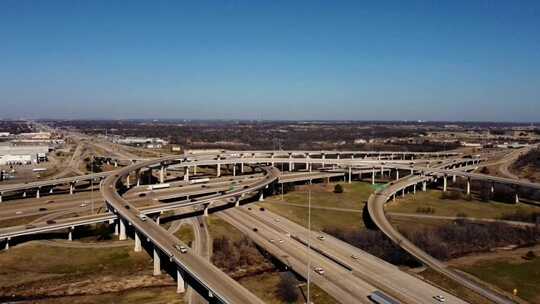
[0,132,538,304]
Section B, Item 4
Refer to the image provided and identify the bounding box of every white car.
[275,218,280,222]
[269,239,275,243]
[317,235,325,241]
[433,295,446,302]
[314,266,325,275]
[174,244,188,253]
[351,255,359,260]
[15,211,23,215]
[278,239,284,243]
[79,203,87,207]
[139,214,148,221]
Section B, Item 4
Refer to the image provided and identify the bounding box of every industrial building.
[0,144,51,165]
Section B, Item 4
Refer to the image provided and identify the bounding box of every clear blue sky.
[1,1,539,122]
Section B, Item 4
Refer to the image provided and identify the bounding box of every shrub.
[276,272,299,302]
[334,184,344,193]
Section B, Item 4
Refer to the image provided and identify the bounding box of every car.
[15,211,23,215]
[243,185,249,189]
[274,218,280,222]
[314,267,325,275]
[351,255,359,260]
[278,239,284,243]
[46,200,54,204]
[174,244,188,253]
[124,205,131,209]
[247,207,252,211]
[138,193,147,197]
[46,220,56,225]
[25,224,36,229]
[259,207,265,211]
[269,239,275,243]
[79,203,87,207]
[252,228,258,232]
[38,207,47,211]
[317,235,325,241]
[433,295,446,302]
[139,214,148,221]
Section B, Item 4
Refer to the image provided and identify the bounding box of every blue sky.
[1,1,539,121]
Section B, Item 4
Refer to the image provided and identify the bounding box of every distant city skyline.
[1,1,539,122]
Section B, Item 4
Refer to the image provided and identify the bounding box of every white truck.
[147,183,170,190]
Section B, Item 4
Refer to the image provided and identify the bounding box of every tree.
[276,272,299,303]
[334,184,344,193]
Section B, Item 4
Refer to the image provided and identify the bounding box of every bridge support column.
[259,192,264,202]
[515,193,520,204]
[160,166,165,184]
[452,174,456,183]
[233,163,236,176]
[156,215,160,225]
[69,183,74,195]
[491,183,495,194]
[372,168,375,185]
[217,163,221,177]
[36,188,40,199]
[321,154,325,168]
[153,248,161,276]
[348,167,352,184]
[466,178,471,196]
[134,231,142,252]
[443,176,447,192]
[177,269,186,293]
[119,219,127,241]
[413,184,417,195]
[402,188,405,197]
[114,221,119,236]
[392,194,396,202]
[184,167,190,182]
[0,193,2,203]
[23,191,26,198]
[68,227,73,241]
[126,175,131,188]
[395,170,399,181]
[194,165,197,175]
[4,238,9,251]
[204,204,210,217]
[240,162,244,173]
[422,181,427,192]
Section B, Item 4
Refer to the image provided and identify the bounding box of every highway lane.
[237,206,468,304]
[219,209,377,304]
[367,174,517,304]
[100,156,278,304]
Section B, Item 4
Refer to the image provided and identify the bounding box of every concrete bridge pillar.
[452,174,456,183]
[240,162,244,173]
[466,178,471,196]
[184,167,190,182]
[114,221,119,236]
[515,192,520,204]
[348,167,352,184]
[156,215,160,225]
[136,170,141,187]
[259,192,264,202]
[392,194,396,202]
[380,166,384,177]
[68,226,74,241]
[402,188,405,197]
[233,163,236,176]
[217,163,221,177]
[119,219,127,241]
[177,269,186,293]
[4,238,9,251]
[153,248,161,276]
[36,188,40,199]
[491,183,495,194]
[413,184,417,195]
[23,191,27,198]
[305,154,309,170]
[114,161,118,167]
[443,175,447,192]
[395,170,400,181]
[321,153,325,168]
[0,193,2,203]
[69,183,74,195]
[134,231,142,252]
[126,175,131,188]
[351,154,354,160]
[203,203,211,217]
[160,166,165,184]
[422,181,427,192]
[372,168,375,185]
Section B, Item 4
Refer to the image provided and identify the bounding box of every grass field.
[385,190,540,219]
[455,255,540,303]
[174,224,194,247]
[417,268,491,304]
[258,181,375,231]
[0,242,180,302]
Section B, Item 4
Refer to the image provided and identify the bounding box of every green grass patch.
[206,215,244,242]
[456,257,540,303]
[385,190,540,219]
[418,268,491,304]
[174,224,194,247]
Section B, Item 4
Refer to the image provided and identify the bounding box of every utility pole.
[307,180,312,304]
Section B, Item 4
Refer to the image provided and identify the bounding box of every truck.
[190,178,210,184]
[367,291,400,304]
[147,183,170,190]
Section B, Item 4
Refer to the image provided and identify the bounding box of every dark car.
[252,228,258,232]
[38,207,47,211]
[46,220,56,225]
[259,207,265,211]
[138,193,147,197]
[124,205,131,209]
